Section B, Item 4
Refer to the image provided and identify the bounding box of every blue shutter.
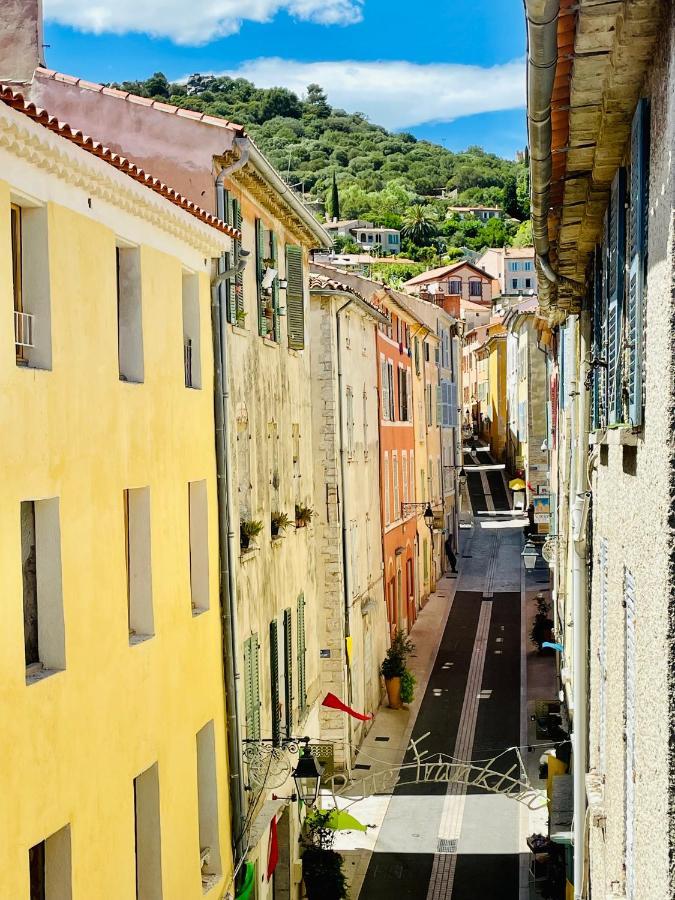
[627,99,649,427]
[607,168,627,425]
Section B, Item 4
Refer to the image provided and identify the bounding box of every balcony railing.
[14,310,34,349]
[184,338,193,388]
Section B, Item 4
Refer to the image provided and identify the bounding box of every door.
[406,557,415,627]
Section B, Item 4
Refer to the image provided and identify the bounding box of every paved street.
[346,455,530,899]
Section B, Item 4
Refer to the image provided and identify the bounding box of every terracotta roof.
[309,273,387,319]
[0,84,240,240]
[404,260,491,287]
[461,299,492,313]
[35,68,246,136]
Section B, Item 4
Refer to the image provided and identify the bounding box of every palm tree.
[401,204,437,245]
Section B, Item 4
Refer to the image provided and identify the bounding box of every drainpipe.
[571,313,590,899]
[211,260,246,864]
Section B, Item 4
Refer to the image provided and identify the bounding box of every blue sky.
[42,0,527,158]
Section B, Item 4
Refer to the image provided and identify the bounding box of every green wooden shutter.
[243,634,260,741]
[255,218,267,336]
[627,99,649,427]
[414,337,420,375]
[270,231,280,343]
[223,251,236,323]
[296,593,306,714]
[283,608,293,738]
[270,620,280,746]
[607,168,627,425]
[233,201,244,321]
[591,245,603,430]
[286,245,305,350]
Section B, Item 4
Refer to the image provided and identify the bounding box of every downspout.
[336,297,356,762]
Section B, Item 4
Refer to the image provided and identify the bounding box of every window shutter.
[627,99,649,427]
[270,231,280,343]
[414,337,420,375]
[591,245,604,429]
[436,385,442,425]
[255,219,266,336]
[283,609,293,738]
[232,201,244,320]
[607,168,627,425]
[449,382,458,427]
[270,620,281,746]
[380,357,389,420]
[296,594,307,714]
[598,538,608,773]
[624,569,637,900]
[286,245,305,349]
[397,367,403,419]
[243,635,260,741]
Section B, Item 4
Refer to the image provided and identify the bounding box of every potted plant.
[302,810,348,900]
[295,503,315,528]
[380,629,414,710]
[240,519,263,551]
[235,309,247,326]
[271,510,291,537]
[400,669,416,705]
[530,593,554,652]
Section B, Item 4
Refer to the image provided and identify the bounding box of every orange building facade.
[376,300,419,638]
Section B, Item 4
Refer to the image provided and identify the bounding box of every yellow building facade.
[0,94,235,897]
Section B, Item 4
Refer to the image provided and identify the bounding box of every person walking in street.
[445,533,458,574]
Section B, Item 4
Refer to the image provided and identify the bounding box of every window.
[449,279,461,295]
[116,245,144,383]
[11,203,51,369]
[509,261,518,271]
[511,279,518,290]
[392,451,400,519]
[424,341,430,362]
[367,234,374,243]
[402,451,409,504]
[426,384,432,425]
[134,763,163,900]
[387,360,395,419]
[410,451,415,501]
[217,191,245,326]
[380,356,390,421]
[296,594,307,715]
[21,498,65,681]
[398,367,409,421]
[283,609,293,738]
[196,721,222,892]
[384,452,391,525]
[29,826,72,899]
[270,619,281,746]
[469,281,482,297]
[388,234,398,245]
[243,634,260,739]
[428,456,433,502]
[524,261,532,271]
[188,481,209,614]
[607,168,627,425]
[182,272,201,389]
[360,233,366,242]
[525,278,532,289]
[346,386,354,458]
[124,487,154,644]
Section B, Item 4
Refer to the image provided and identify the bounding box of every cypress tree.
[331,171,340,221]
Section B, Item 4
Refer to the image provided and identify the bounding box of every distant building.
[476,246,537,296]
[323,220,401,255]
[403,261,494,316]
[446,205,503,221]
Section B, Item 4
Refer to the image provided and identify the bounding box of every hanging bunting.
[322,692,373,722]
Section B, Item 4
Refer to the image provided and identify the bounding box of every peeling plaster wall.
[586,12,675,898]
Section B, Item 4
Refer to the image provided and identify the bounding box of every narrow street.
[347,452,528,899]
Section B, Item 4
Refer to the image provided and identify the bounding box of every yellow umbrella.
[509,478,526,491]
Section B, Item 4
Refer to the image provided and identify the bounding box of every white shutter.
[598,538,608,772]
[409,450,415,501]
[624,568,637,900]
[402,450,408,504]
[381,356,390,421]
[392,451,399,519]
[384,453,390,525]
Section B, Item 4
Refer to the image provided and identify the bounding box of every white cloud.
[43,0,364,45]
[214,58,525,130]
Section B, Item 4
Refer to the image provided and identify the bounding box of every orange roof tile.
[0,84,241,241]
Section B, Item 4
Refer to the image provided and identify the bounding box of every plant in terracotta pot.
[400,668,416,705]
[380,629,414,710]
[295,503,315,528]
[530,594,554,652]
[240,519,263,551]
[271,510,291,537]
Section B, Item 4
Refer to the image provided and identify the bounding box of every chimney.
[0,0,45,83]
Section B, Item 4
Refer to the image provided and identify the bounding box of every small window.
[182,272,201,389]
[449,279,462,294]
[29,826,72,899]
[189,480,209,615]
[512,278,518,290]
[134,763,163,899]
[11,202,52,369]
[124,487,154,643]
[524,261,532,271]
[525,278,532,289]
[469,281,482,297]
[116,245,144,383]
[196,721,222,892]
[21,498,65,682]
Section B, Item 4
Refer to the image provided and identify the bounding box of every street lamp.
[423,504,434,531]
[292,743,324,808]
[521,540,538,570]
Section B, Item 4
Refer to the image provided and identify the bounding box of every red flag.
[266,815,279,881]
[322,692,373,721]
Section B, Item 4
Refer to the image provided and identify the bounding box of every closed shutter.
[296,594,307,714]
[406,369,412,422]
[624,569,637,900]
[402,451,408,504]
[243,634,260,741]
[449,382,458,427]
[388,362,395,420]
[607,168,627,425]
[286,245,305,349]
[380,357,390,420]
[598,538,608,772]
[627,99,649,427]
[270,619,281,746]
[414,337,420,375]
[222,251,236,323]
[591,245,604,429]
[436,385,442,425]
[255,219,267,336]
[270,231,280,343]
[283,609,293,738]
[233,201,244,320]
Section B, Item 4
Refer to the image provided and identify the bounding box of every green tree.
[304,83,331,119]
[144,72,170,98]
[330,171,340,221]
[401,205,437,245]
[502,173,520,219]
[512,220,533,247]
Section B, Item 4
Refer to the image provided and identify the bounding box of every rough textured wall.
[587,12,675,898]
